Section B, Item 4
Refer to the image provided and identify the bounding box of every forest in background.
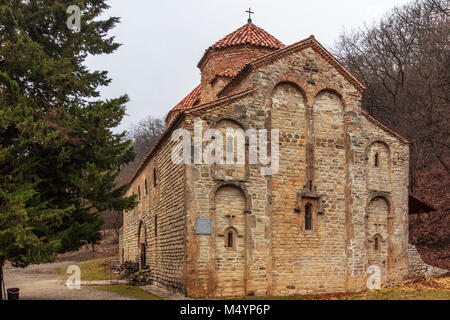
[334,0,449,269]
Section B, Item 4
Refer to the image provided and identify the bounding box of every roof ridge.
[218,36,367,97]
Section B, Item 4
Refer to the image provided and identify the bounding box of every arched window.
[374,152,380,168]
[153,168,157,187]
[227,231,234,248]
[305,203,313,231]
[225,228,236,249]
[227,137,234,155]
[144,179,148,196]
[373,235,382,251]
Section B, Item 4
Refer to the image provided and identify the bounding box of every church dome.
[205,22,285,55]
[198,22,285,102]
[198,22,285,69]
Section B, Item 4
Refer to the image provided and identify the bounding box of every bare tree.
[117,116,166,185]
[333,0,449,268]
[426,0,450,14]
[102,116,165,236]
[334,0,450,188]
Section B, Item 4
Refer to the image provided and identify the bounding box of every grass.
[53,257,117,281]
[53,258,448,300]
[53,257,163,299]
[94,285,163,300]
[234,276,450,300]
[338,277,450,300]
[94,278,449,300]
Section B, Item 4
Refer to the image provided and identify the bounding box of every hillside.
[410,155,450,270]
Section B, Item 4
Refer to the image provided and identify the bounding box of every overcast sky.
[85,0,413,133]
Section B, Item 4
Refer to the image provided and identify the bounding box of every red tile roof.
[171,85,202,112]
[198,23,285,68]
[168,71,237,117]
[211,23,285,50]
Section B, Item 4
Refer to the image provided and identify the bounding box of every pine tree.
[0,1,137,299]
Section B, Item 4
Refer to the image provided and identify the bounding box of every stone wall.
[183,93,271,297]
[407,243,448,278]
[121,120,186,293]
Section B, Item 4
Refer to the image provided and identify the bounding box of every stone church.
[119,18,423,298]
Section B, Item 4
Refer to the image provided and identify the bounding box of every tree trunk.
[0,261,4,301]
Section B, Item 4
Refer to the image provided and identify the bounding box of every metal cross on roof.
[246,7,254,23]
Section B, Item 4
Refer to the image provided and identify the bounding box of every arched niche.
[212,184,247,297]
[270,82,307,187]
[312,90,346,200]
[312,89,345,133]
[270,82,306,111]
[366,140,392,192]
[214,118,247,181]
[365,196,392,283]
[209,181,252,213]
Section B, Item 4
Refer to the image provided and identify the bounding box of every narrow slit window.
[227,230,234,248]
[305,203,313,231]
[145,179,148,196]
[227,137,234,161]
[374,237,379,251]
[138,186,141,201]
[154,216,158,237]
[153,168,157,187]
[374,152,379,167]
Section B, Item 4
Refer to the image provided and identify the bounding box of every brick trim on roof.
[165,85,202,124]
[209,71,238,84]
[171,85,202,112]
[185,89,253,116]
[218,36,366,97]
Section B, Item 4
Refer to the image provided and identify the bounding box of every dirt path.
[3,262,132,300]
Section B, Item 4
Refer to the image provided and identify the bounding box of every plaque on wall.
[195,218,212,235]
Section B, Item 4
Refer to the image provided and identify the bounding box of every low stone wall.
[407,243,448,278]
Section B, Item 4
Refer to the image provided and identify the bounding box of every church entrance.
[140,243,146,267]
[138,221,147,268]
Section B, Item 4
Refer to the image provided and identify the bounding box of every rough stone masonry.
[120,21,417,298]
